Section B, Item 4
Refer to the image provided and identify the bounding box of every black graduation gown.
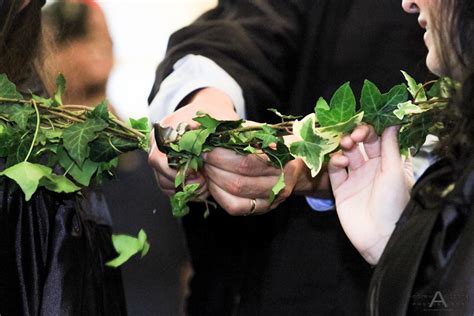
[369,158,474,315]
[0,76,127,316]
[149,1,430,314]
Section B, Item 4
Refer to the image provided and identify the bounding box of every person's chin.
[426,53,443,77]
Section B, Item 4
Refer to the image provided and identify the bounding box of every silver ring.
[246,199,257,216]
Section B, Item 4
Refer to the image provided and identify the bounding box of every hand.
[203,147,309,216]
[328,125,414,265]
[148,88,239,198]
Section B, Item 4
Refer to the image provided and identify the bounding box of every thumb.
[381,125,401,166]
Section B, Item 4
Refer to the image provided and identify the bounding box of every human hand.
[328,125,414,265]
[148,87,239,198]
[203,145,309,216]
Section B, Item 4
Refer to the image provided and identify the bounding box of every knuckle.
[227,177,245,196]
[237,155,254,175]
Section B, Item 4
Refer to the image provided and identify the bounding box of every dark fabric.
[368,159,474,315]
[150,0,430,314]
[0,76,126,315]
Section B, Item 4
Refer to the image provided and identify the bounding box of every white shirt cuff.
[149,54,246,124]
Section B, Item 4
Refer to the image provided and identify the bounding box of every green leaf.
[262,141,294,167]
[88,101,109,121]
[316,82,356,127]
[254,132,279,148]
[89,135,139,162]
[193,112,221,133]
[40,173,81,194]
[361,80,408,134]
[0,161,52,201]
[0,104,35,129]
[0,124,18,156]
[178,129,211,156]
[62,117,107,166]
[0,74,22,99]
[268,172,285,204]
[170,183,200,217]
[32,94,54,107]
[53,74,66,107]
[399,112,436,154]
[106,229,150,268]
[130,117,150,133]
[290,114,339,177]
[317,112,364,136]
[57,148,99,186]
[393,101,426,120]
[401,71,427,102]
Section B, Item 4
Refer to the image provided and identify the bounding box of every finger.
[402,151,415,188]
[340,135,366,171]
[328,152,349,190]
[204,163,280,199]
[351,125,381,159]
[148,147,177,183]
[207,178,269,216]
[204,148,280,177]
[381,125,402,167]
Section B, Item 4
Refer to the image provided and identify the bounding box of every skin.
[46,5,114,106]
[328,0,447,265]
[148,87,327,216]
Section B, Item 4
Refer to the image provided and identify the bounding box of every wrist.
[188,87,237,119]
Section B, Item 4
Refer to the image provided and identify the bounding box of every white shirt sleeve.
[148,54,246,124]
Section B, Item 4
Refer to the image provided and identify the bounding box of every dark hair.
[436,0,474,161]
[42,2,90,45]
[0,0,43,84]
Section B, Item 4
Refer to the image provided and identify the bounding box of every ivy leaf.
[399,112,438,154]
[106,229,150,268]
[401,71,427,102]
[0,74,22,99]
[130,117,150,134]
[193,112,221,133]
[317,112,364,136]
[268,173,285,204]
[88,101,109,121]
[53,74,66,107]
[0,162,52,201]
[263,141,294,167]
[0,124,18,156]
[1,104,35,129]
[290,114,338,177]
[178,129,211,156]
[40,173,81,194]
[62,117,107,166]
[170,183,200,217]
[361,80,407,134]
[393,101,426,120]
[316,82,356,127]
[57,148,99,186]
[254,132,279,148]
[32,94,54,107]
[89,135,140,162]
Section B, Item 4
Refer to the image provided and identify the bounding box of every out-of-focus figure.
[42,0,113,106]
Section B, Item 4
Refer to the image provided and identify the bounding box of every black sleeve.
[148,0,310,117]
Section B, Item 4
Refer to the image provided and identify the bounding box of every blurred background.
[44,0,217,315]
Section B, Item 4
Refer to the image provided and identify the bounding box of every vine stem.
[214,121,295,136]
[24,99,40,162]
[0,96,146,140]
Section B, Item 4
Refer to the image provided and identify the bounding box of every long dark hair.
[0,0,43,84]
[436,0,474,161]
